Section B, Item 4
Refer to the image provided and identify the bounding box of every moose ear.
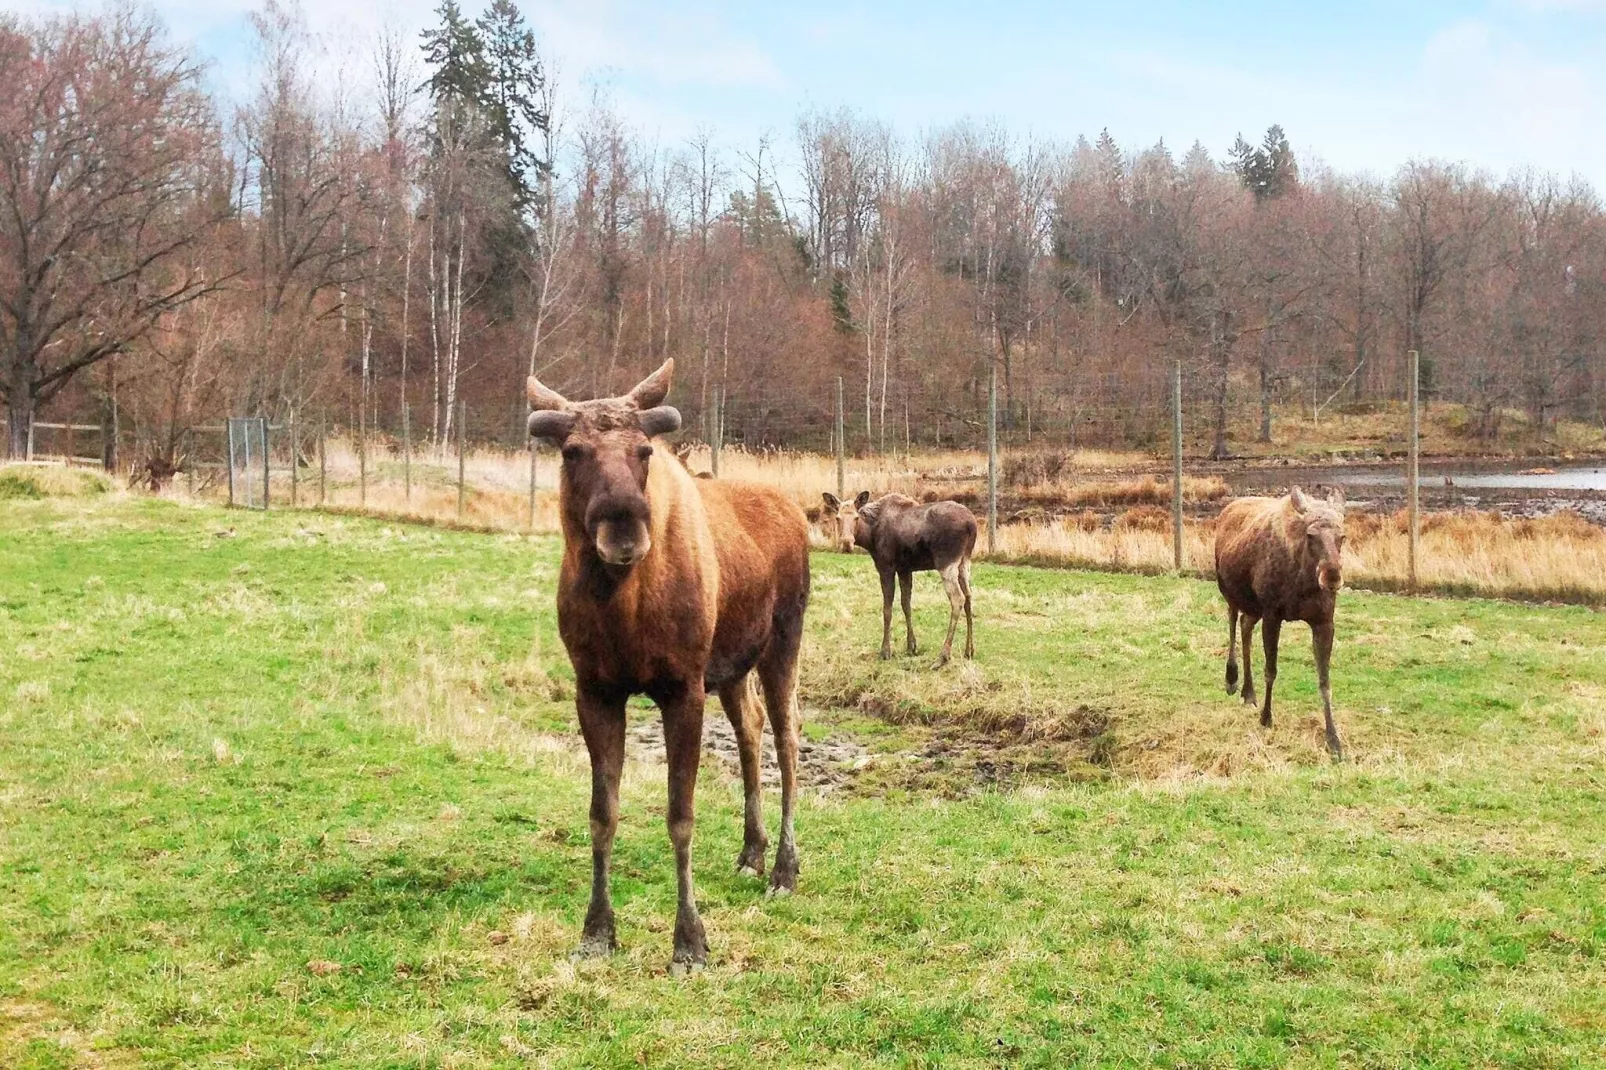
[527,375,568,411]
[854,491,872,509]
[637,405,681,437]
[1289,486,1309,514]
[626,359,675,409]
[528,409,576,443]
[822,492,841,510]
[1325,485,1346,510]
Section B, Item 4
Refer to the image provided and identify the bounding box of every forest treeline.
[3,1,1605,469]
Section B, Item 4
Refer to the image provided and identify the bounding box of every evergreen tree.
[476,0,551,217]
[1231,124,1298,203]
[1260,125,1298,198]
[829,272,854,333]
[420,0,488,110]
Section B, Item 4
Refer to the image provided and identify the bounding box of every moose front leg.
[718,677,767,876]
[1312,619,1342,760]
[1259,615,1282,728]
[659,682,709,974]
[574,686,627,958]
[898,570,918,656]
[878,567,896,660]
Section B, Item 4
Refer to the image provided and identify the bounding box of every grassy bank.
[3,498,1606,1066]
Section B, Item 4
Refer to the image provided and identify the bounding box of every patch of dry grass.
[158,438,1606,604]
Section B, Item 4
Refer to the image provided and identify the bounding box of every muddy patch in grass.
[624,702,1109,798]
[627,709,873,796]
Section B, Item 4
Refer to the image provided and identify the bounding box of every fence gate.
[227,417,270,510]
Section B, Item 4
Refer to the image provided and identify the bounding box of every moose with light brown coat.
[527,359,810,974]
[821,491,977,668]
[1214,485,1348,759]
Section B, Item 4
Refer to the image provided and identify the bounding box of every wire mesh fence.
[13,351,1604,603]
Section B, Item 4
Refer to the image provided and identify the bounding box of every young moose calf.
[528,360,811,974]
[1214,485,1347,759]
[822,492,977,668]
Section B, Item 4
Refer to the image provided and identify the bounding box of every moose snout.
[1318,564,1343,592]
[587,495,652,567]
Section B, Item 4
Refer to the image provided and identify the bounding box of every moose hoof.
[1326,738,1344,762]
[930,656,950,671]
[1260,710,1272,729]
[571,934,615,961]
[879,647,894,661]
[667,959,706,979]
[768,846,798,896]
[735,842,767,877]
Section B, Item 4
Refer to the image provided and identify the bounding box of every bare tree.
[0,10,228,457]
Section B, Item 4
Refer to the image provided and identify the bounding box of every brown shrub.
[1114,505,1173,533]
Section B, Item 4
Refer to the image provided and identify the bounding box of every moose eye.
[561,444,586,464]
[636,444,653,462]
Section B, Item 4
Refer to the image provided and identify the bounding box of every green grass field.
[3,496,1605,1068]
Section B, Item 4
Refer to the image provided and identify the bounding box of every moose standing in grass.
[1215,486,1348,759]
[527,360,811,974]
[822,491,977,668]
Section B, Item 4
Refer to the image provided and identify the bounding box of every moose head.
[1289,485,1347,593]
[528,360,683,567]
[820,490,872,553]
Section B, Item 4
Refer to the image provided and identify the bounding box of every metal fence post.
[318,417,327,506]
[241,418,252,509]
[289,409,298,507]
[402,401,412,504]
[1172,360,1184,573]
[536,436,549,530]
[835,376,845,499]
[987,361,998,555]
[457,397,467,519]
[1408,349,1420,591]
[358,397,367,507]
[226,419,237,507]
[261,417,270,510]
[711,389,723,478]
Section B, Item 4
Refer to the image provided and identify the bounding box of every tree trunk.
[1211,311,1233,461]
[1258,319,1273,444]
[7,390,32,460]
[6,347,36,459]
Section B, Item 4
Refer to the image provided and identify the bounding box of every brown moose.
[528,359,811,973]
[1214,485,1347,758]
[821,491,977,668]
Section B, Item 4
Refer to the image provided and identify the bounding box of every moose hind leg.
[878,568,895,660]
[933,562,963,669]
[758,643,802,896]
[660,684,709,972]
[575,688,626,958]
[1225,604,1241,695]
[719,676,768,876]
[899,570,918,656]
[1239,614,1259,708]
[959,558,974,659]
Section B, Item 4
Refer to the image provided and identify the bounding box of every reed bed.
[166,440,1606,605]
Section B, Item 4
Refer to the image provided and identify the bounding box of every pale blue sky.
[19,0,1606,185]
